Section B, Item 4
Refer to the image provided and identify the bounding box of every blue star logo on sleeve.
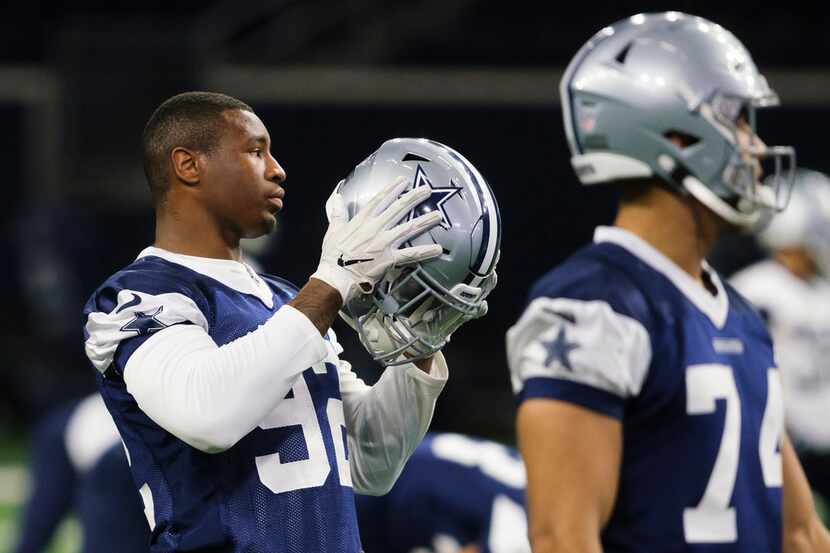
[120,306,168,337]
[542,328,579,371]
[409,164,464,230]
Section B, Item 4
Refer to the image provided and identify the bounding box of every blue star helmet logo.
[542,328,579,371]
[408,164,464,230]
[120,306,169,337]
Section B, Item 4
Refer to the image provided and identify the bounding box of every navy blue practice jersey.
[83,248,360,553]
[507,227,784,553]
[356,433,529,553]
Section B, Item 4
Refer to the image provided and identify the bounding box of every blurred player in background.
[356,433,528,553]
[76,443,148,553]
[11,394,147,553]
[507,12,830,553]
[732,169,830,503]
[81,91,496,552]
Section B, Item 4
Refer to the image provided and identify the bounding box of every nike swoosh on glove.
[311,176,443,304]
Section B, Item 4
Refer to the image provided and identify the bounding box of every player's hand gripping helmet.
[336,138,501,366]
[561,12,796,228]
[759,169,830,277]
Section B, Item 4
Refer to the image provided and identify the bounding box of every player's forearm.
[124,305,328,453]
[289,278,342,336]
[526,496,606,553]
[342,354,448,495]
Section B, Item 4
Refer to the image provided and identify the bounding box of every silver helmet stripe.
[443,147,500,283]
[560,25,617,156]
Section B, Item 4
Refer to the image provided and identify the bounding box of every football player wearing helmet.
[507,12,830,553]
[356,433,528,553]
[335,138,500,365]
[732,169,830,504]
[83,92,451,553]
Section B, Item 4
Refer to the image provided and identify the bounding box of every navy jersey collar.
[137,246,275,309]
[594,226,729,329]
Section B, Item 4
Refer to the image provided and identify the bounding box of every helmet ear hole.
[615,42,633,64]
[664,130,700,149]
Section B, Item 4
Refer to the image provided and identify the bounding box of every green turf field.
[0,501,80,553]
[0,437,80,553]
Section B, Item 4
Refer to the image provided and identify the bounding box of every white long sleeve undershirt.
[336,349,448,494]
[122,304,448,494]
[123,305,329,453]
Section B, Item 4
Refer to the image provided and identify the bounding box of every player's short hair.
[142,91,253,203]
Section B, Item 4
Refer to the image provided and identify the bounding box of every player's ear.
[170,147,201,186]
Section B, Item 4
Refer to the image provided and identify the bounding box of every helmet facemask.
[692,92,796,226]
[342,265,496,366]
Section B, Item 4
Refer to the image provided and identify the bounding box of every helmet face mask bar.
[699,92,796,219]
[342,265,495,365]
[336,138,501,366]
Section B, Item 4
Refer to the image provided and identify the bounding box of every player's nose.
[266,153,286,184]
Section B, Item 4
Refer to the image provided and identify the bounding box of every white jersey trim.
[85,289,209,373]
[594,226,729,329]
[138,246,275,309]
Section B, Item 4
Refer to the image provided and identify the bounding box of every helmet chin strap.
[681,175,764,229]
[572,151,765,229]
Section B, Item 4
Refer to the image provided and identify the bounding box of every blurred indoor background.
[0,1,828,549]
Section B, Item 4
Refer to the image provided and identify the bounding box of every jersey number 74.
[684,365,782,544]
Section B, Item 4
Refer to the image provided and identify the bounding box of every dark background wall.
[0,1,828,443]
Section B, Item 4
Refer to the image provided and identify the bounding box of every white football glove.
[311,177,443,304]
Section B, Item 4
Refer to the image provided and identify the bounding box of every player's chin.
[260,212,278,235]
[242,212,278,238]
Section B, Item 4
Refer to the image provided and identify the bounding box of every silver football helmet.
[337,138,501,366]
[561,12,796,227]
[759,169,830,277]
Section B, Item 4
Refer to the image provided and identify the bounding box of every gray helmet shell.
[337,138,501,365]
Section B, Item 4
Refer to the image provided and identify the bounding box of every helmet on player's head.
[337,138,501,366]
[759,169,830,277]
[561,11,796,228]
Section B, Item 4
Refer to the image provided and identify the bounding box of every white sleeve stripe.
[506,296,652,399]
[85,289,208,373]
